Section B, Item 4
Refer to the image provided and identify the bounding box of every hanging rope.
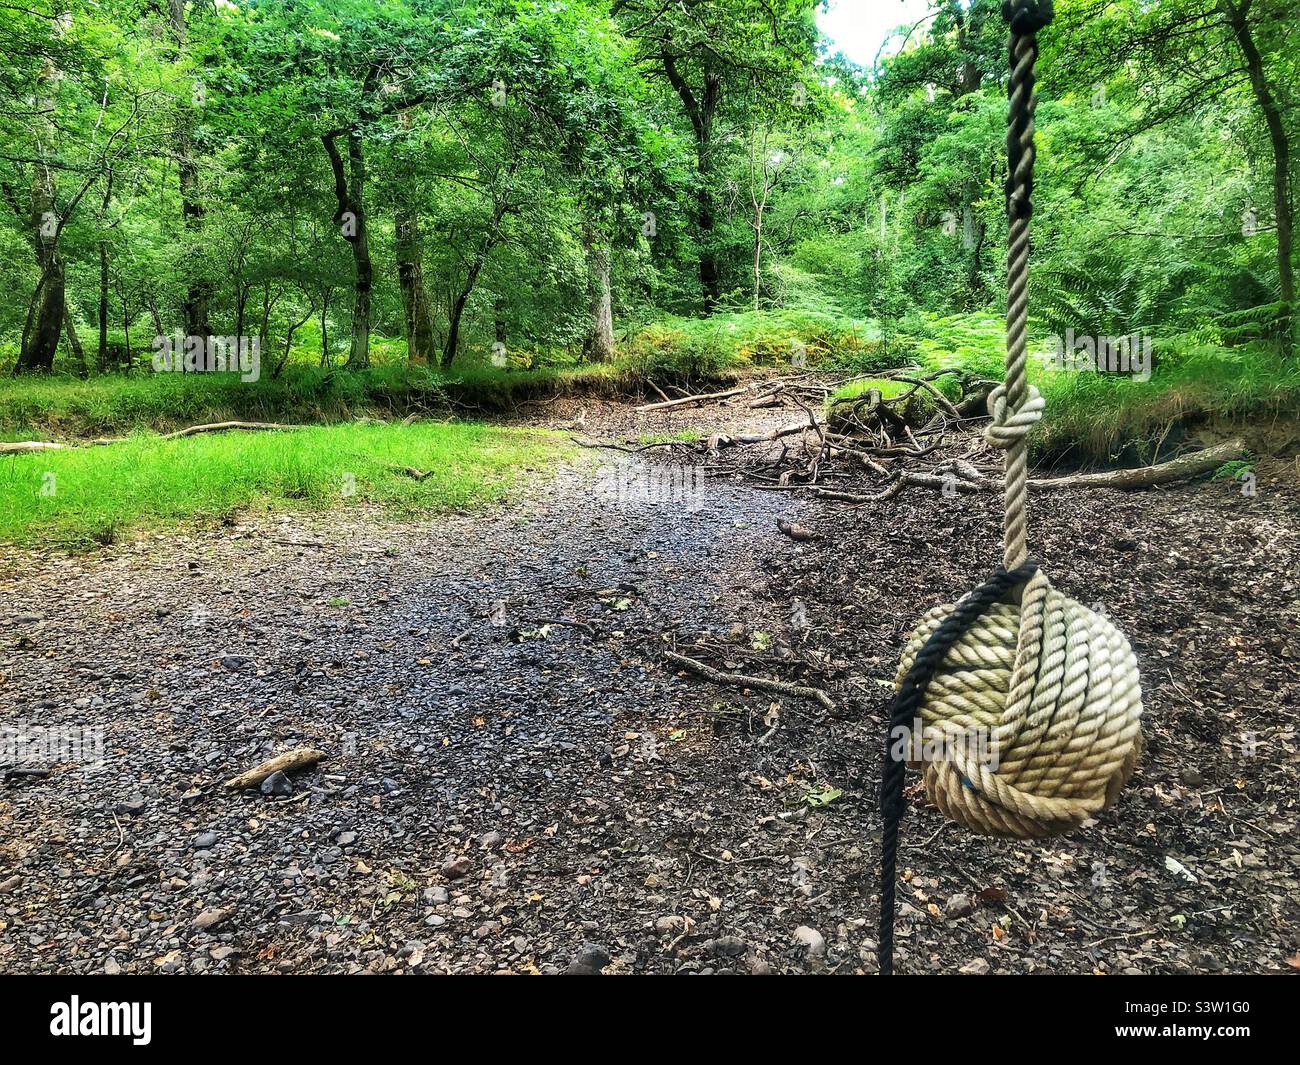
[876,0,1144,976]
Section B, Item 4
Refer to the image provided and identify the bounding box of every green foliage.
[624,310,907,384]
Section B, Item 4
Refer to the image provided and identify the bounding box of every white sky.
[818,0,938,66]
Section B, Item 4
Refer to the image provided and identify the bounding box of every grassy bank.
[0,421,563,547]
[0,362,638,440]
[3,310,1295,458]
[910,314,1300,455]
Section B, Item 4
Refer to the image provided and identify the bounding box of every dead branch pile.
[682,369,1247,503]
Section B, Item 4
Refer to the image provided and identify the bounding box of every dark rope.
[1003,1,1053,221]
[877,561,1038,975]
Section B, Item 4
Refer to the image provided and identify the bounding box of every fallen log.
[0,441,67,455]
[663,650,834,710]
[163,421,301,439]
[224,746,325,790]
[1029,438,1247,490]
[810,438,1248,503]
[635,384,751,413]
[711,420,817,449]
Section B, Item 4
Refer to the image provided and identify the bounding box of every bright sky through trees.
[818,0,937,64]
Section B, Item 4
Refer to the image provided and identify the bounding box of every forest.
[0,0,1297,983]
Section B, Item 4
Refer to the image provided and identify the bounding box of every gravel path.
[1,397,1296,974]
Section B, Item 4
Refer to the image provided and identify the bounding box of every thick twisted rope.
[876,0,1144,976]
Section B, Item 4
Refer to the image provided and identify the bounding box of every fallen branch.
[224,747,325,790]
[390,464,433,481]
[163,421,301,439]
[635,384,750,413]
[814,439,1248,502]
[0,441,67,455]
[710,420,817,449]
[663,650,834,710]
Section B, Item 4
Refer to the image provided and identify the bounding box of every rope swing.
[876,0,1144,976]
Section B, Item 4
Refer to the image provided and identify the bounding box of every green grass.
[637,429,704,444]
[0,421,563,547]
[895,313,1300,456]
[1027,336,1300,456]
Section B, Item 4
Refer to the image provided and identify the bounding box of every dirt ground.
[1,389,1297,974]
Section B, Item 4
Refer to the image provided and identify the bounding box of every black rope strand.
[877,561,1038,976]
[1003,1,1052,221]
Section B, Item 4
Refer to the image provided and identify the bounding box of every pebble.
[191,907,229,931]
[194,831,219,849]
[260,771,292,797]
[440,855,473,880]
[115,795,146,816]
[567,942,610,974]
[479,830,504,851]
[793,925,826,957]
[945,893,974,918]
[710,936,747,958]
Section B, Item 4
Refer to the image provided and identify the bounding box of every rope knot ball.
[879,0,1144,973]
[894,567,1143,838]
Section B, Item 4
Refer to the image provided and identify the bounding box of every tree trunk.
[16,60,64,374]
[442,263,481,369]
[663,57,722,314]
[395,202,436,363]
[323,130,371,369]
[168,0,210,340]
[494,296,507,346]
[582,229,615,363]
[697,149,721,313]
[64,307,87,377]
[234,283,249,344]
[1222,0,1294,353]
[98,242,110,372]
[320,287,332,366]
